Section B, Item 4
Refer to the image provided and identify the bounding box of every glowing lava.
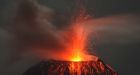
[71,51,81,62]
[65,10,97,62]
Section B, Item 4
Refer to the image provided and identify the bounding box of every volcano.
[15,1,119,75]
[23,59,118,75]
[21,5,118,75]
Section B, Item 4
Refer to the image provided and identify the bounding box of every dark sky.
[39,0,140,16]
[0,0,140,75]
[38,0,140,27]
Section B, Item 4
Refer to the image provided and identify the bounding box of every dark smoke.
[10,0,94,62]
[9,0,140,62]
[10,0,68,61]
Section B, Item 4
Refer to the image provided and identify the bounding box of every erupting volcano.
[23,8,118,75]
[16,0,119,75]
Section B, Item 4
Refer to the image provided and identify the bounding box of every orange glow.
[65,10,95,62]
[71,51,82,62]
[35,9,99,63]
[63,22,94,62]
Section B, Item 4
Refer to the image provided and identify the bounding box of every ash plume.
[10,0,95,61]
[10,0,68,61]
[9,0,140,62]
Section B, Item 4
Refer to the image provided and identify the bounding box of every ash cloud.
[88,14,140,45]
[2,0,140,65]
[10,0,69,61]
[0,0,70,74]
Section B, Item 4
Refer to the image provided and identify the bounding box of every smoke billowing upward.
[8,0,140,63]
[10,0,96,61]
[11,0,67,61]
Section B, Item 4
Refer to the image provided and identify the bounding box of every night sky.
[0,0,140,75]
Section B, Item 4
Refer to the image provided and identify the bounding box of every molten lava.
[71,51,81,62]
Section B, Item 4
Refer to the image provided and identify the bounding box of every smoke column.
[10,0,96,61]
